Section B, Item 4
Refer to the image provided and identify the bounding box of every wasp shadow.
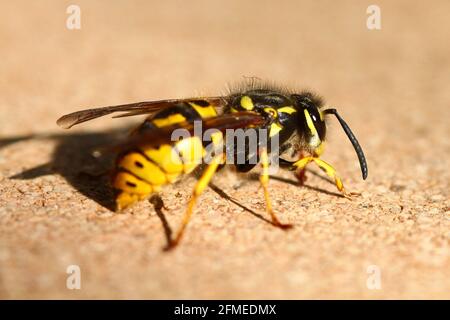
[2,128,130,211]
[1,129,343,217]
[246,171,343,198]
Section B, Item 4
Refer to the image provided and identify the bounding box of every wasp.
[57,82,368,249]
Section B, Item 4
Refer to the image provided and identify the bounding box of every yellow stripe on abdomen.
[114,171,153,195]
[189,102,217,118]
[114,136,207,210]
[119,152,167,185]
[152,113,186,127]
[114,101,220,211]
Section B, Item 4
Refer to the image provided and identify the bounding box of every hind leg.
[165,155,224,250]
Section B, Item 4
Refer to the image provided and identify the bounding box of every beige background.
[0,0,449,299]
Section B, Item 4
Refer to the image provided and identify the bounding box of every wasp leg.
[259,148,293,229]
[150,195,173,248]
[294,152,308,185]
[165,155,223,250]
[292,157,359,200]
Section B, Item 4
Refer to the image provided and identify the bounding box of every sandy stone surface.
[0,0,448,299]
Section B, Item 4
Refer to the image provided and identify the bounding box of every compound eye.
[306,107,326,140]
[308,107,321,124]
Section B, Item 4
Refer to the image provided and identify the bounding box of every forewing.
[56,97,226,129]
[113,112,266,151]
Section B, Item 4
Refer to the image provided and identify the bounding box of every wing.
[56,97,226,129]
[112,112,267,152]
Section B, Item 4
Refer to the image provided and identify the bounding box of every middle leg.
[259,147,293,229]
[165,154,224,250]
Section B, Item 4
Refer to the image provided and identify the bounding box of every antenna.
[324,109,368,180]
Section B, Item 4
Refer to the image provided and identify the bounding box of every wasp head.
[291,92,327,154]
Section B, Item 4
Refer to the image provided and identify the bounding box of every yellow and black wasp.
[57,82,368,249]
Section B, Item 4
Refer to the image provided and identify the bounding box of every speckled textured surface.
[0,0,448,299]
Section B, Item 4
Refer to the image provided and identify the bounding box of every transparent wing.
[112,112,267,151]
[56,97,226,129]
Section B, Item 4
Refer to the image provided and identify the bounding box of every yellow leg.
[292,156,358,199]
[260,148,293,229]
[166,155,223,250]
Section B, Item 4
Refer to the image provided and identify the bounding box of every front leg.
[294,152,308,185]
[292,156,359,199]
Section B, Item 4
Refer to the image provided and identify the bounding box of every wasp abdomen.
[113,101,217,211]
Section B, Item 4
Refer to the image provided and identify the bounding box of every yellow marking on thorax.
[265,106,296,137]
[269,122,283,137]
[152,113,186,127]
[189,102,217,118]
[263,107,284,137]
[277,106,296,114]
[240,96,254,110]
[264,107,277,118]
